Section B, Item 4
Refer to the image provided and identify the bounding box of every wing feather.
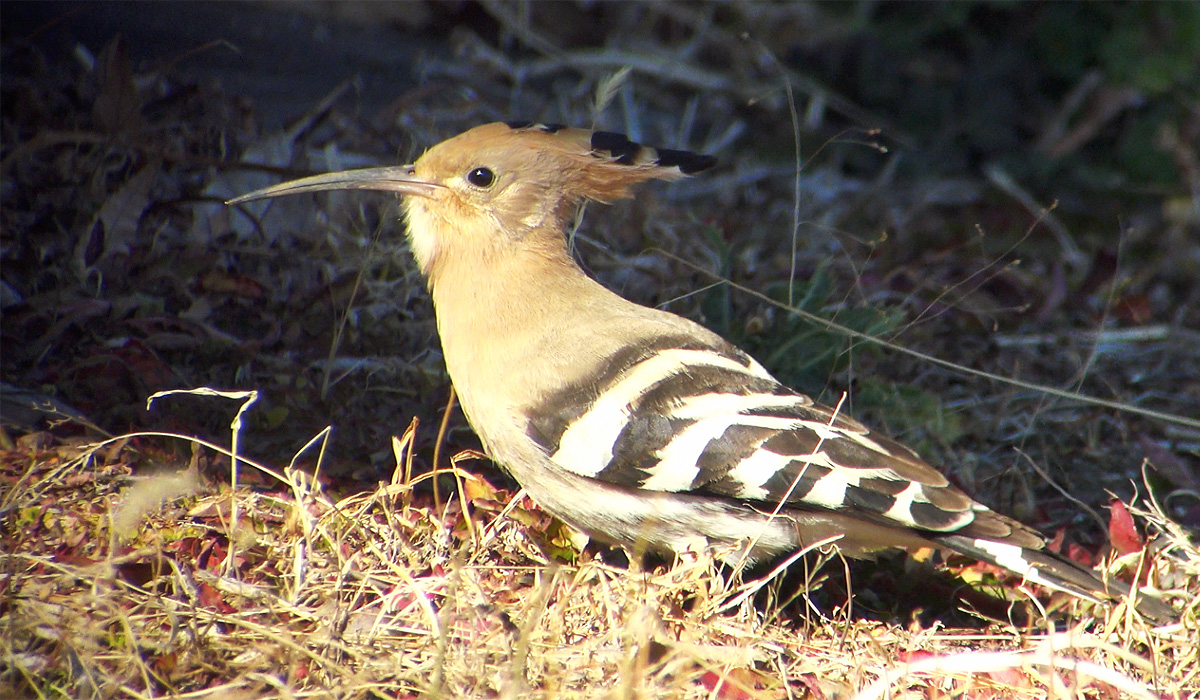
[531,343,981,532]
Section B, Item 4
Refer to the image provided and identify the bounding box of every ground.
[2,2,1198,698]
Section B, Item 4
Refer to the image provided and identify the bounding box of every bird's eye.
[466,167,496,188]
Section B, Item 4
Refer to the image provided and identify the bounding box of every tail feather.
[935,534,1173,622]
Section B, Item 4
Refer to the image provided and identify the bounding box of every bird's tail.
[934,534,1174,622]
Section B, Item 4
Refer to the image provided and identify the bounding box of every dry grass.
[2,417,1197,699]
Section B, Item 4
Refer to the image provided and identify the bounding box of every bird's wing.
[525,333,990,536]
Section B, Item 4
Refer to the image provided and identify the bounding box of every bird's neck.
[427,233,601,362]
[423,234,630,444]
[425,234,590,321]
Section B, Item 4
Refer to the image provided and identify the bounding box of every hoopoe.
[230,121,1171,620]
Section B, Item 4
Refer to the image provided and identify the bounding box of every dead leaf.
[1066,542,1095,568]
[198,270,267,299]
[1139,435,1200,492]
[92,35,146,134]
[698,668,780,700]
[1107,498,1143,556]
[76,160,160,273]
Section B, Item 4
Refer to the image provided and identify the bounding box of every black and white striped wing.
[526,341,980,534]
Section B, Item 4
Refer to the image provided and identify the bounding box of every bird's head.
[228,122,715,279]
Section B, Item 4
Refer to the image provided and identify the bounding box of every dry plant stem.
[716,535,842,614]
[450,450,479,546]
[738,37,805,309]
[1018,221,1128,465]
[471,486,533,565]
[344,512,443,638]
[424,555,464,699]
[993,325,1180,347]
[479,0,561,57]
[390,417,420,490]
[984,164,1086,269]
[145,388,260,575]
[431,384,458,510]
[1035,70,1105,153]
[502,567,560,700]
[852,647,1161,700]
[899,231,1027,334]
[320,252,368,402]
[1015,448,1107,532]
[77,430,288,484]
[288,425,334,480]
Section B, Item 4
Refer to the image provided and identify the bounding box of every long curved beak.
[226,165,444,205]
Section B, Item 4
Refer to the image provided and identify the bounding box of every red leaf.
[795,674,829,700]
[1046,527,1065,555]
[198,270,267,299]
[1066,542,1095,568]
[196,581,229,612]
[1107,499,1143,556]
[699,671,753,700]
[152,652,178,676]
[1114,295,1152,324]
[698,669,778,699]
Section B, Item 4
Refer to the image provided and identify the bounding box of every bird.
[229,121,1171,620]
